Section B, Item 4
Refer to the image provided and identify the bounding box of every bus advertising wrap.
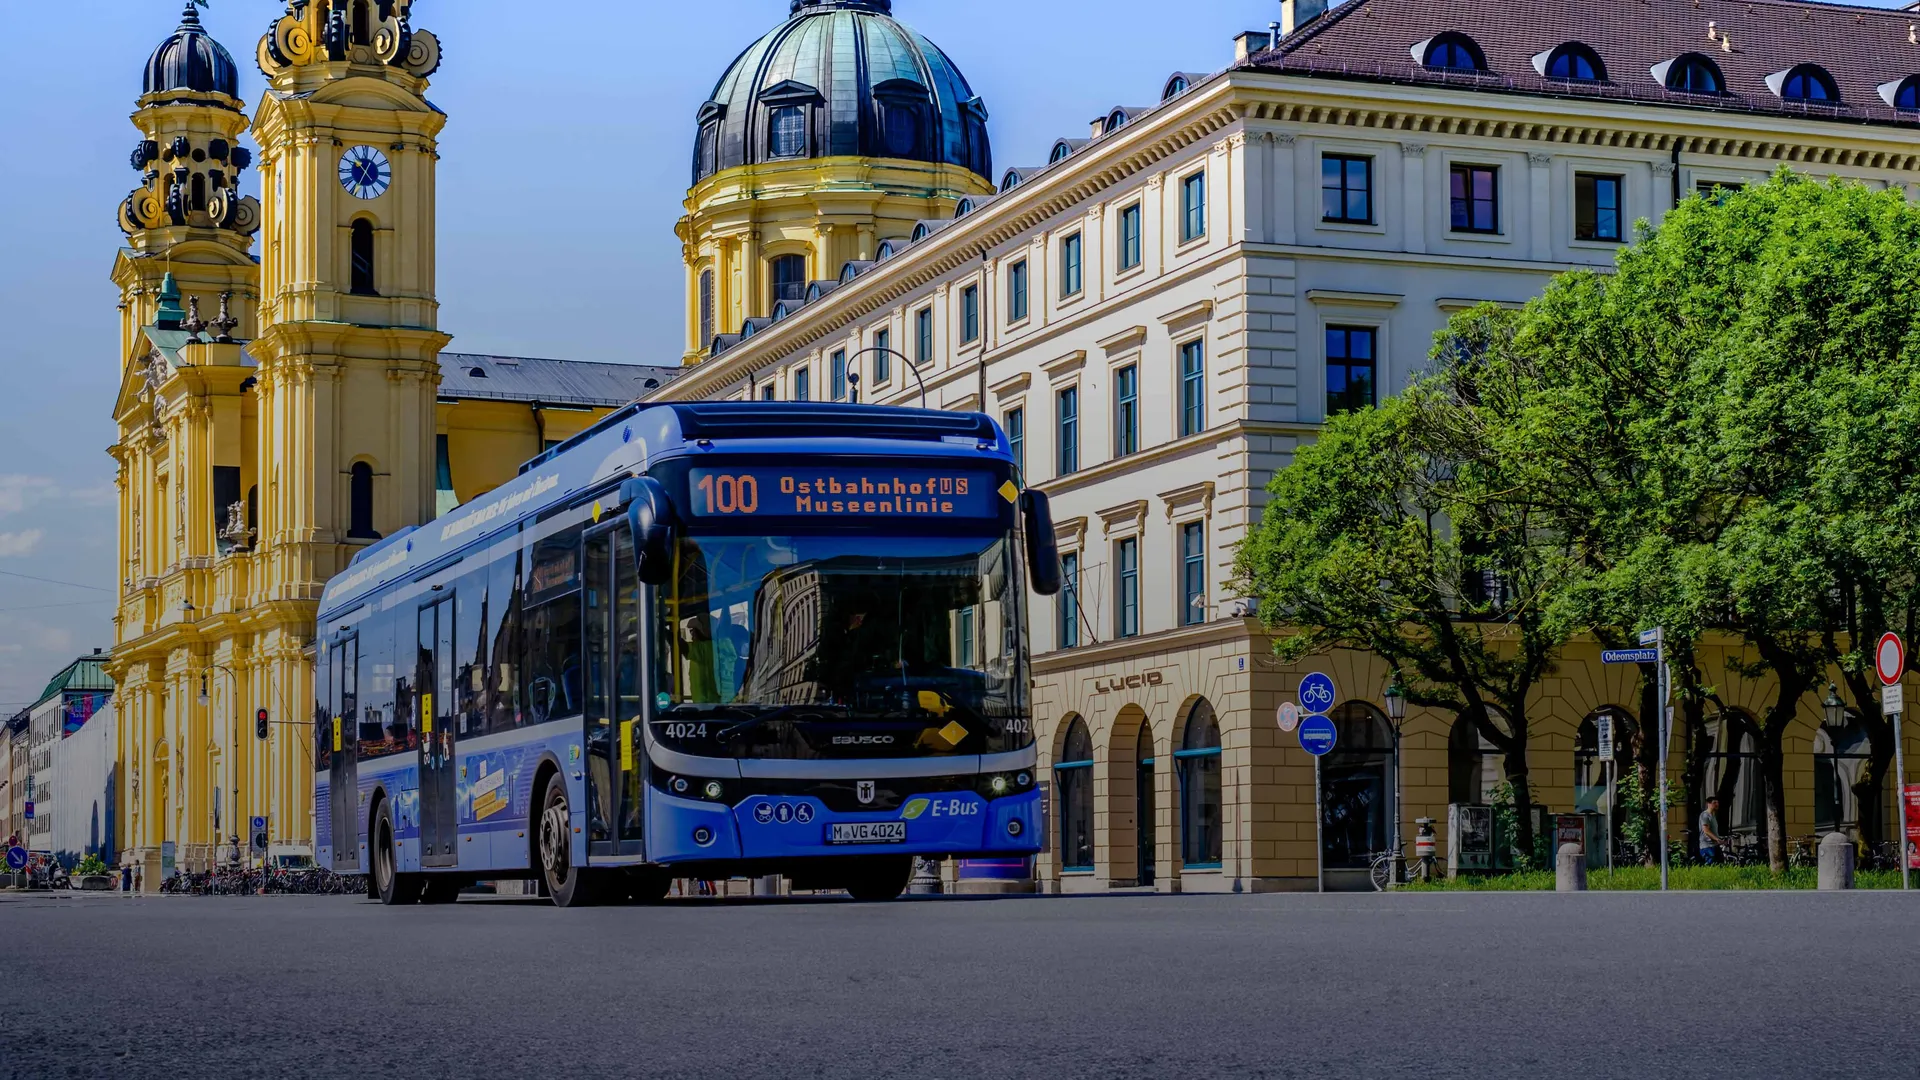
[688,466,1008,520]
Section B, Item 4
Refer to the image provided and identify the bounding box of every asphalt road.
[3,888,1915,1079]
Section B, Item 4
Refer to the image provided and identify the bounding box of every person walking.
[1698,796,1726,865]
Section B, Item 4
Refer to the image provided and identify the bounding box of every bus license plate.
[829,822,906,845]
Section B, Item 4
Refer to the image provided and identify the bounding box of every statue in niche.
[220,500,253,553]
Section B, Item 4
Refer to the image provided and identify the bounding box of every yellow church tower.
[678,0,995,363]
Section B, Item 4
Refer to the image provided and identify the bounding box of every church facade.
[106,3,674,879]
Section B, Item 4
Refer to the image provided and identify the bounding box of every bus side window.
[489,542,523,730]
[314,643,333,770]
[456,568,487,736]
[523,519,586,724]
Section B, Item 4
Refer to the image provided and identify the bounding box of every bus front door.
[418,598,459,868]
[330,635,361,872]
[586,524,646,859]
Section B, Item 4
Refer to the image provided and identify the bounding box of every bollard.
[1556,843,1587,892]
[1817,832,1855,891]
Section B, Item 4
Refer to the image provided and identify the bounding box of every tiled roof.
[1255,0,1920,127]
[437,353,681,409]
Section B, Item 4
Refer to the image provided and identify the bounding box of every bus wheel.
[844,856,912,902]
[420,876,461,905]
[373,801,423,906]
[538,778,596,908]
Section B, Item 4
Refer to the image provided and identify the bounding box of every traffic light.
[255,708,270,739]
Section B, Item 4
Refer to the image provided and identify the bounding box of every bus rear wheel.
[373,800,422,906]
[538,777,597,908]
[843,856,913,902]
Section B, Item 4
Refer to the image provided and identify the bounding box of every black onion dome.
[144,3,240,98]
[692,0,990,184]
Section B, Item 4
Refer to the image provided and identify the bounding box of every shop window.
[1056,718,1094,870]
[1321,703,1393,870]
[1177,700,1222,868]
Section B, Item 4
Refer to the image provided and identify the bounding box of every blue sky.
[0,0,1910,708]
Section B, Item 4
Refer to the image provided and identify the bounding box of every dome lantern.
[143,3,240,100]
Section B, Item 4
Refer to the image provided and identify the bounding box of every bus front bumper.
[647,788,1042,865]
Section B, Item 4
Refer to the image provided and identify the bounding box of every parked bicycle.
[1368,848,1443,890]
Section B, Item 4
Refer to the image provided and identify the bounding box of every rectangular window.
[1114,364,1139,457]
[1061,233,1083,297]
[1179,339,1206,438]
[1181,171,1207,242]
[1321,154,1373,224]
[1115,538,1139,639]
[871,328,891,384]
[915,307,933,365]
[760,384,776,401]
[1181,522,1206,626]
[830,350,848,401]
[956,607,976,668]
[1575,174,1622,242]
[793,366,810,402]
[1059,552,1081,649]
[1057,386,1079,475]
[698,269,714,347]
[1005,406,1025,479]
[1008,259,1029,323]
[961,284,980,343]
[1326,326,1377,415]
[1118,203,1142,270]
[1449,164,1499,233]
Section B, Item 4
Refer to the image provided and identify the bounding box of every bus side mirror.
[1021,489,1061,596]
[622,476,676,586]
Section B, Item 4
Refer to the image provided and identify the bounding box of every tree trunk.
[1841,669,1892,848]
[1635,671,1661,865]
[1761,726,1789,873]
[1507,752,1536,868]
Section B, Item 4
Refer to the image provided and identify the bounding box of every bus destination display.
[688,466,1004,520]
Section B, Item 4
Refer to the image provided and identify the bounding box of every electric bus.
[313,402,1057,906]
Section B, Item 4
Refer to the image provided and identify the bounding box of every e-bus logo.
[900,797,980,820]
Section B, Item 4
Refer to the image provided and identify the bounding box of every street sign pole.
[1877,632,1909,891]
[1641,627,1670,892]
[1894,709,1910,892]
[1314,755,1324,895]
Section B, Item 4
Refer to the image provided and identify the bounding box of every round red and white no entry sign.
[1876,632,1905,686]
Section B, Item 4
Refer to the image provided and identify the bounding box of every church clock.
[338,146,391,199]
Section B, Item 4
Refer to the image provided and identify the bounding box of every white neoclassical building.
[655,0,1920,891]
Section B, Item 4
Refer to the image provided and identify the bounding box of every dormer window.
[1163,74,1190,101]
[1001,169,1023,192]
[1104,108,1130,134]
[1658,53,1724,95]
[954,198,976,219]
[1776,64,1839,103]
[875,240,899,261]
[1541,43,1606,82]
[1050,140,1075,164]
[1418,33,1487,73]
[769,106,806,158]
[1884,75,1920,111]
[873,79,932,159]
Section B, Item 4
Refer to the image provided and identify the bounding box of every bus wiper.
[714,704,846,742]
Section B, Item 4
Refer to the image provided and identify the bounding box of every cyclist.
[1698,796,1726,865]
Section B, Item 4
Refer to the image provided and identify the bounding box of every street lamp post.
[198,664,244,872]
[847,346,929,410]
[1384,675,1407,886]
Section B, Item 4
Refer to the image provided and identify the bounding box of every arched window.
[1322,702,1393,870]
[698,269,714,348]
[347,461,378,540]
[769,105,807,158]
[1702,709,1763,836]
[1056,717,1094,871]
[769,253,806,305]
[1422,33,1487,73]
[1177,700,1222,868]
[350,220,375,296]
[1545,43,1606,82]
[839,261,861,283]
[1104,108,1130,135]
[351,1,372,46]
[190,174,207,213]
[1893,75,1920,111]
[1163,75,1190,101]
[875,240,899,262]
[695,122,719,180]
[1448,709,1508,805]
[954,198,975,219]
[1574,708,1637,820]
[1663,53,1724,94]
[1780,64,1839,103]
[1050,140,1075,164]
[1000,170,1023,193]
[1135,724,1156,886]
[911,222,933,242]
[1814,711,1872,833]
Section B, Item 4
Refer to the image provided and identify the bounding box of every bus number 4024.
[696,473,760,515]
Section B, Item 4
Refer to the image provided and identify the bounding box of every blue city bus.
[313,402,1059,906]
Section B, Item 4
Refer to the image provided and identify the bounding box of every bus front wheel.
[843,856,913,902]
[538,777,596,908]
[373,800,423,906]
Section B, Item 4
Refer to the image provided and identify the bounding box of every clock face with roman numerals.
[338,146,391,200]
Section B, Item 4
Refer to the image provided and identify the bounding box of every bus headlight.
[977,772,1036,799]
[990,775,1008,795]
[671,776,690,795]
[692,826,715,847]
[703,781,724,800]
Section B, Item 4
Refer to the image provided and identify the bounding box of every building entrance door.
[417,598,459,868]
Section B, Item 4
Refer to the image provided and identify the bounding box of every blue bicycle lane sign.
[1298,672,1337,717]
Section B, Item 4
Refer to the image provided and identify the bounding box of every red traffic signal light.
[255,708,270,739]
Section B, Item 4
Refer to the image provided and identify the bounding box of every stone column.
[1818,831,1855,890]
[1400,143,1428,255]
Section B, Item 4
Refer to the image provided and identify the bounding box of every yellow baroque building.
[107,3,674,879]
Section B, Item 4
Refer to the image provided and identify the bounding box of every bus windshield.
[653,531,1031,759]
